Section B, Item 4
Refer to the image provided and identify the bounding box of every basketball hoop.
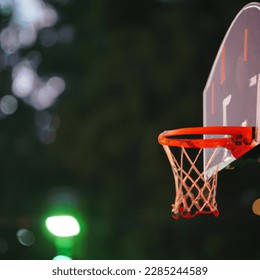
[158,126,255,219]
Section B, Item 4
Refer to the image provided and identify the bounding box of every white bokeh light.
[30,76,65,110]
[0,0,66,120]
[12,0,58,30]
[12,63,37,97]
[0,95,18,115]
[0,26,19,54]
[0,0,58,51]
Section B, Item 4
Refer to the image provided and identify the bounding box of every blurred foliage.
[0,0,259,259]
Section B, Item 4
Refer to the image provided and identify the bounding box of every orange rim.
[158,126,255,159]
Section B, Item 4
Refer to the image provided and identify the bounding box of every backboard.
[203,2,260,179]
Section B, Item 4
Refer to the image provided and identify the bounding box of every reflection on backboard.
[203,2,260,179]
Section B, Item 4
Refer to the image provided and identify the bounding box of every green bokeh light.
[45,215,80,237]
[53,255,72,260]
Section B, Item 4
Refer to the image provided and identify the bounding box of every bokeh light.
[0,0,58,53]
[0,95,18,115]
[16,229,35,246]
[53,255,72,260]
[46,215,80,237]
[0,0,66,114]
[252,198,260,216]
[12,63,36,98]
[11,61,65,110]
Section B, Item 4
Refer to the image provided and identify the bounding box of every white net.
[163,145,220,219]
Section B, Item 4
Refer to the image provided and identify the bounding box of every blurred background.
[0,0,259,259]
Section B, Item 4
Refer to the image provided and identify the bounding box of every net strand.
[163,145,220,219]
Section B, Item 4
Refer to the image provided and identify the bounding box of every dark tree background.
[0,0,259,259]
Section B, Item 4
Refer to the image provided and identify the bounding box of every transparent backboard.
[203,2,260,179]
